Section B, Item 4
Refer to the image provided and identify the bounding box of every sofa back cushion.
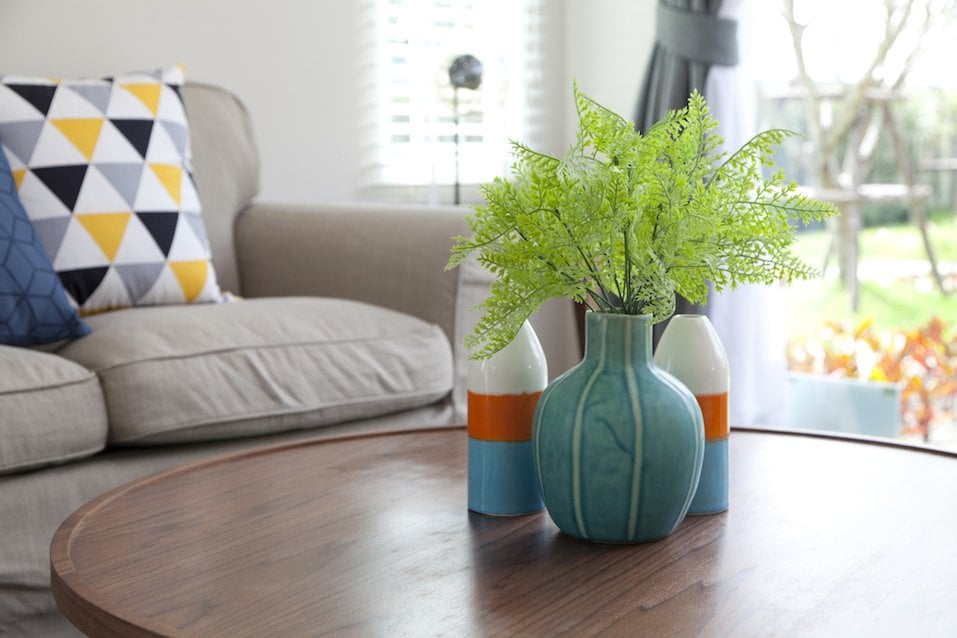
[179,83,259,296]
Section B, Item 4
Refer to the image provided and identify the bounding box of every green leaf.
[448,83,840,358]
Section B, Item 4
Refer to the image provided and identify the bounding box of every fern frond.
[447,82,838,358]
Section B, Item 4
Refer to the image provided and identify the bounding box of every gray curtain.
[634,0,738,343]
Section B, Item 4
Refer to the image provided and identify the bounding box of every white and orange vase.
[654,314,731,514]
[467,320,547,516]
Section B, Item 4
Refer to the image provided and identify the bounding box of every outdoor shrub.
[787,317,957,440]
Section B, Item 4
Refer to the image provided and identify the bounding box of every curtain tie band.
[656,4,739,66]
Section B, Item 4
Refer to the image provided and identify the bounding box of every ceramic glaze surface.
[468,439,541,515]
[468,321,547,516]
[466,321,547,394]
[532,313,704,543]
[655,314,730,514]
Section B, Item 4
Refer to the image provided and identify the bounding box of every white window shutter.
[359,0,545,193]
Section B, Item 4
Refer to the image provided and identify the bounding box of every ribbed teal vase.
[532,312,705,543]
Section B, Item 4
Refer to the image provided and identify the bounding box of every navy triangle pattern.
[111,120,154,159]
[32,165,87,210]
[136,212,179,256]
[8,84,56,116]
[57,266,110,306]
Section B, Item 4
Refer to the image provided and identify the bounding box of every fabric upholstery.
[179,83,259,296]
[236,202,471,421]
[0,67,223,313]
[0,346,107,474]
[235,202,582,426]
[55,297,454,444]
[654,2,738,66]
[0,80,576,638]
[636,0,737,343]
[236,203,466,353]
[0,148,89,345]
[634,0,734,134]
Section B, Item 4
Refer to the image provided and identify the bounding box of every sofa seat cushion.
[0,346,107,474]
[55,297,454,445]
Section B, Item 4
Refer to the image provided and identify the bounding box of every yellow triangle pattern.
[149,164,182,206]
[76,212,132,262]
[12,168,26,190]
[51,118,104,161]
[170,260,208,303]
[121,83,162,116]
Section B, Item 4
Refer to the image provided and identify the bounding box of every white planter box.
[784,372,902,439]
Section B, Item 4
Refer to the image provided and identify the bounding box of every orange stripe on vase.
[467,391,542,442]
[696,392,729,441]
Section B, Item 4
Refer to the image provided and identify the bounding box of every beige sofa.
[0,82,577,636]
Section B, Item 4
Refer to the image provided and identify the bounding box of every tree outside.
[751,0,957,446]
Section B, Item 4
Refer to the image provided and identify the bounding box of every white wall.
[0,0,362,204]
[564,1,656,143]
[0,0,655,204]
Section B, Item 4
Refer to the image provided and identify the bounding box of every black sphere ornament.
[448,54,483,90]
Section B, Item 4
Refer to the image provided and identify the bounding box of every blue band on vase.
[468,438,543,516]
[689,438,729,514]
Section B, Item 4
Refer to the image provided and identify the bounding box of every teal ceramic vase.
[532,312,705,543]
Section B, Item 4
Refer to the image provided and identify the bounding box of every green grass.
[792,211,957,264]
[780,278,957,336]
[781,212,957,336]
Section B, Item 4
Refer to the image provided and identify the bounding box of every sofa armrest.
[235,201,582,425]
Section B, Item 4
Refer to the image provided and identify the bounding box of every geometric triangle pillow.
[0,66,223,315]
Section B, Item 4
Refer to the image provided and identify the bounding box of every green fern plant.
[447,83,839,359]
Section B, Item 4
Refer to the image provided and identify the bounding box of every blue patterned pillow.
[0,150,89,345]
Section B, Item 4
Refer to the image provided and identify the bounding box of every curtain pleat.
[634,0,734,342]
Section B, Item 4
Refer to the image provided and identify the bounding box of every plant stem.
[550,207,617,309]
[623,226,633,313]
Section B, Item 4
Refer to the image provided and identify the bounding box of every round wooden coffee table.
[52,426,957,636]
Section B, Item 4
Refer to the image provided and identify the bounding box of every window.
[748,0,957,447]
[360,0,544,191]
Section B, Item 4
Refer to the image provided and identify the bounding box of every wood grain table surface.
[51,426,957,637]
